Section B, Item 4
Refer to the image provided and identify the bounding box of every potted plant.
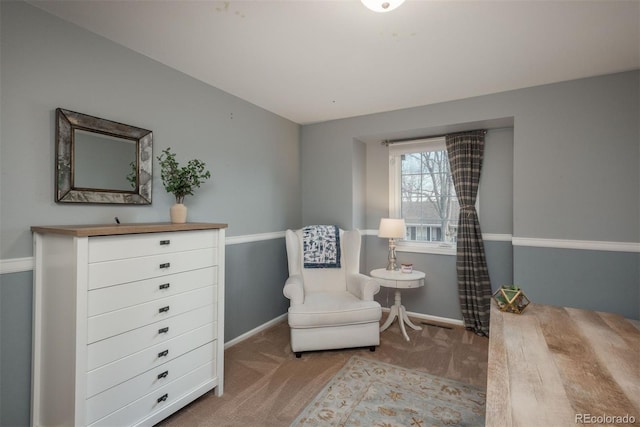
[157,147,211,223]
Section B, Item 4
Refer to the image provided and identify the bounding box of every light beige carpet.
[158,314,488,427]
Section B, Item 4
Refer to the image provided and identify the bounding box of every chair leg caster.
[295,352,302,358]
[369,346,376,352]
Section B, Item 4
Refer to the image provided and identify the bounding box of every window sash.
[389,137,457,254]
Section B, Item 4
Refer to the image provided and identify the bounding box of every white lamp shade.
[361,0,405,13]
[378,218,406,238]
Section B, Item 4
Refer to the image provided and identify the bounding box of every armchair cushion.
[288,291,381,328]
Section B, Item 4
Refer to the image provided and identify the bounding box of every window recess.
[388,137,473,255]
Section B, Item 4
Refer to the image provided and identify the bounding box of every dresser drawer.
[88,286,214,343]
[88,304,215,370]
[88,248,216,290]
[88,267,215,316]
[89,361,216,427]
[374,277,424,289]
[87,322,215,398]
[89,230,217,263]
[86,342,215,424]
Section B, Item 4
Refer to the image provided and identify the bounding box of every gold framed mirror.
[55,108,152,204]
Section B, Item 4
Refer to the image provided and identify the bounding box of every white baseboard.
[365,230,640,253]
[225,231,285,246]
[223,310,463,350]
[482,233,513,242]
[224,313,288,349]
[0,232,287,275]
[0,257,34,275]
[512,237,640,253]
[363,229,512,243]
[3,231,639,275]
[381,307,464,327]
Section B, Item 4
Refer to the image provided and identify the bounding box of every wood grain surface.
[486,301,639,427]
[31,222,227,236]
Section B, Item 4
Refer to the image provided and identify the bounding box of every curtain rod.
[381,129,487,146]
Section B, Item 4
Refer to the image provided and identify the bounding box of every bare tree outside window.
[400,150,459,243]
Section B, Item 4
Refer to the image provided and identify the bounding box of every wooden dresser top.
[31,222,228,237]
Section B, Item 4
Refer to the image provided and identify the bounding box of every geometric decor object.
[492,285,530,314]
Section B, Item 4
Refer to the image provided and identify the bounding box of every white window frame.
[388,137,470,256]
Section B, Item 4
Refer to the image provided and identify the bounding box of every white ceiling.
[29,0,640,125]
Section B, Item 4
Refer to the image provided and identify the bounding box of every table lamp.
[378,218,406,270]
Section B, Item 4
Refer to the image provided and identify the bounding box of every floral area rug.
[291,356,486,426]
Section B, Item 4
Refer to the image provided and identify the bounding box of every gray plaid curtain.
[446,130,492,336]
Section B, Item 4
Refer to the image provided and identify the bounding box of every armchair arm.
[346,273,380,301]
[283,275,305,306]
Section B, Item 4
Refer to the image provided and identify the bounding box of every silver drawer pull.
[159,262,170,269]
[159,283,170,290]
[158,349,169,358]
[157,371,169,380]
[157,393,168,403]
[159,306,170,313]
[159,240,170,246]
[158,327,169,334]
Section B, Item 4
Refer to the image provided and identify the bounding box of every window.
[388,137,460,254]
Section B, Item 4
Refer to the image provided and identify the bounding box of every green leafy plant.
[157,147,211,204]
[126,161,137,189]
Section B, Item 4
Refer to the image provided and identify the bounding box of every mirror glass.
[56,108,153,204]
[74,130,137,191]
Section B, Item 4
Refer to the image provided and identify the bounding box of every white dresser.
[31,222,227,427]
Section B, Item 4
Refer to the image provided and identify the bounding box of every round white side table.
[370,268,425,341]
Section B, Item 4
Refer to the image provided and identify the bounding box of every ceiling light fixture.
[361,0,405,13]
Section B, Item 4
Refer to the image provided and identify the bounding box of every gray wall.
[301,71,639,321]
[224,239,290,340]
[0,271,33,427]
[0,2,298,425]
[1,1,301,260]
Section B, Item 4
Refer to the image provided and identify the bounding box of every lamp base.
[386,239,399,270]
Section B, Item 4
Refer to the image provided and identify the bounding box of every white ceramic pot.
[170,203,187,223]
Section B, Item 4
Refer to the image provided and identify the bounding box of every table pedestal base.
[380,289,422,341]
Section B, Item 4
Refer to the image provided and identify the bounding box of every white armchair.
[283,227,382,357]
